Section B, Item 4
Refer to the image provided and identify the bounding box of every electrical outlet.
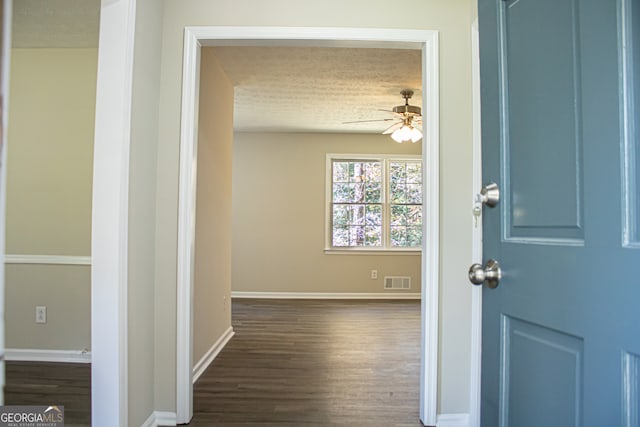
[371,269,378,279]
[36,306,47,324]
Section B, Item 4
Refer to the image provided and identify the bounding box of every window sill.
[324,248,421,256]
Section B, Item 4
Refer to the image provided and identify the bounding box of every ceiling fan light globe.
[391,128,404,143]
[410,127,422,143]
[400,125,412,141]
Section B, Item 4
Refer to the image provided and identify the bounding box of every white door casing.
[175,26,440,425]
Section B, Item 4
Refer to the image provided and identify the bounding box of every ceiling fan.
[344,89,423,143]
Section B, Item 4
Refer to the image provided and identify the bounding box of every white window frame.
[325,153,422,254]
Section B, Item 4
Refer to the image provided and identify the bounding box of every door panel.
[478,0,640,425]
[501,0,583,242]
[502,316,583,427]
[622,0,640,245]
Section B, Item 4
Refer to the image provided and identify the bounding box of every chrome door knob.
[479,182,500,207]
[469,259,502,289]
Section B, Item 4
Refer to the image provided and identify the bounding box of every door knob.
[479,182,499,207]
[468,259,501,289]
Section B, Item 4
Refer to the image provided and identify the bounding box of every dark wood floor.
[190,299,423,426]
[4,360,91,426]
[4,299,423,427]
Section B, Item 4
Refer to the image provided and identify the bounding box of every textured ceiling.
[209,46,422,134]
[10,1,423,134]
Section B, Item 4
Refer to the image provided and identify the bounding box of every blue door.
[477,0,640,425]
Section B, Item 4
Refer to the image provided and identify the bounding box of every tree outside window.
[329,155,422,251]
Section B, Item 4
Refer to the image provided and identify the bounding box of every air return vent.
[384,276,411,290]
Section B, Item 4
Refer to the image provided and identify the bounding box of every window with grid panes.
[328,155,422,250]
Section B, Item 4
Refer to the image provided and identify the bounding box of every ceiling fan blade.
[342,118,396,124]
[382,122,403,134]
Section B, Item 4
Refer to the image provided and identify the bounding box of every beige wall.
[155,0,474,415]
[5,48,96,351]
[232,132,421,294]
[6,49,95,255]
[127,0,165,424]
[5,264,90,350]
[193,49,234,365]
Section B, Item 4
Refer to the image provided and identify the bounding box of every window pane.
[365,226,382,246]
[407,184,422,204]
[365,205,382,226]
[351,162,366,182]
[406,205,422,226]
[333,226,349,247]
[406,162,422,183]
[350,205,366,225]
[389,160,422,247]
[391,205,422,226]
[390,205,422,247]
[333,183,351,203]
[333,162,350,182]
[350,161,379,183]
[390,182,407,204]
[390,161,422,204]
[390,227,407,247]
[332,203,383,247]
[391,205,408,226]
[391,226,422,247]
[349,226,365,246]
[390,162,406,181]
[365,182,381,203]
[406,226,422,247]
[333,160,383,203]
[333,204,349,226]
[365,162,382,183]
[351,183,365,203]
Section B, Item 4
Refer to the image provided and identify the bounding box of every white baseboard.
[231,291,421,300]
[192,326,235,384]
[437,413,470,427]
[5,348,91,363]
[141,411,177,427]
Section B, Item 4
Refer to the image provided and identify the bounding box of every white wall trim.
[0,1,12,399]
[140,411,177,427]
[469,18,483,427]
[192,327,234,384]
[437,413,470,427]
[92,0,137,425]
[5,254,91,265]
[232,291,421,300]
[175,25,202,425]
[419,29,440,427]
[5,348,91,364]
[176,26,440,427]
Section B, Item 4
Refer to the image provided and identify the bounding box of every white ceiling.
[11,1,423,134]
